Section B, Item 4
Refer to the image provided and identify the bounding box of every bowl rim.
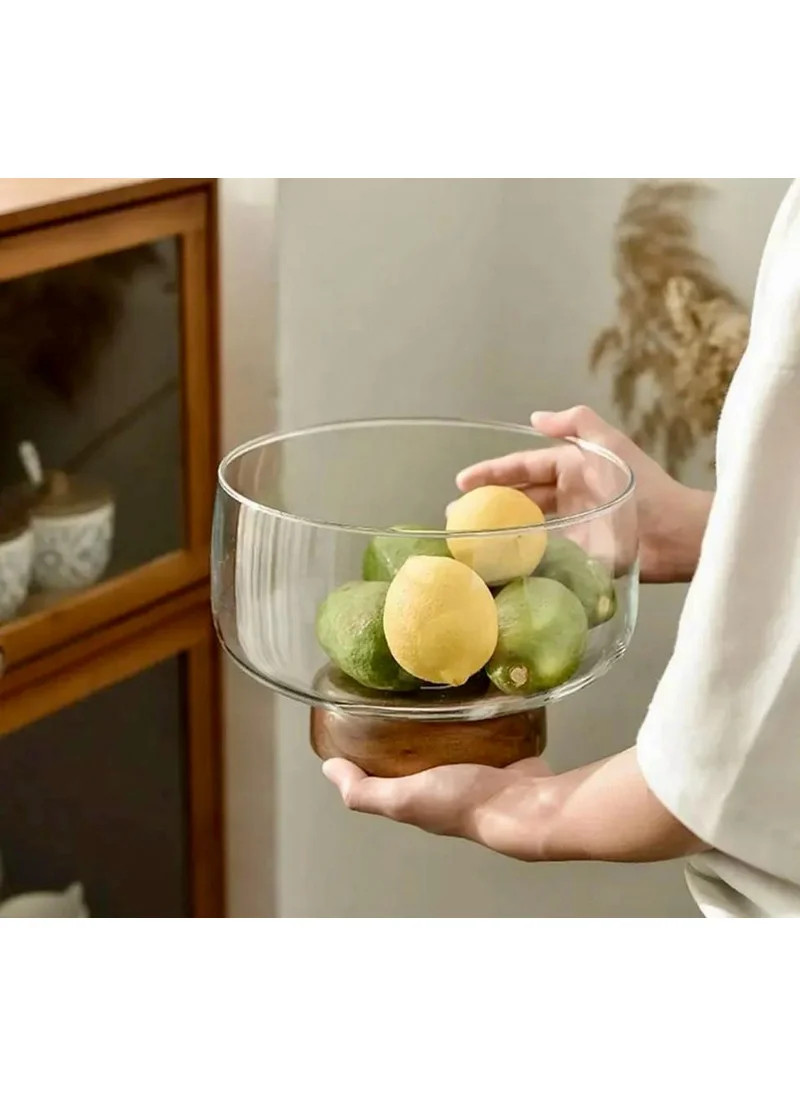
[216,416,636,536]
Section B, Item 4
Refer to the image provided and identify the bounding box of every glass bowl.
[212,417,638,723]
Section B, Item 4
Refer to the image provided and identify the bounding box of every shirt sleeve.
[637,181,800,885]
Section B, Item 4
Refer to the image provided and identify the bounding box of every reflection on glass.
[0,656,190,917]
[0,239,184,621]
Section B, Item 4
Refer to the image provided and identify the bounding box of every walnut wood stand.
[310,705,547,778]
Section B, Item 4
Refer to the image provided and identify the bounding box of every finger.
[531,406,616,445]
[322,758,368,798]
[456,449,559,492]
[525,486,558,514]
[322,759,411,819]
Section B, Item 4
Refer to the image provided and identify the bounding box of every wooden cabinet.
[0,180,223,916]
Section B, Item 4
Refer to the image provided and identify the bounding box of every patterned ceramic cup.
[0,514,34,622]
[30,471,115,591]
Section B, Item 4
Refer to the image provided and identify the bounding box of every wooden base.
[310,705,547,778]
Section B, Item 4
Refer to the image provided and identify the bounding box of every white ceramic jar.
[30,471,115,591]
[0,513,34,622]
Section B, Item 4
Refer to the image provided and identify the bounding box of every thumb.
[531,406,616,445]
[323,758,405,817]
[322,758,368,806]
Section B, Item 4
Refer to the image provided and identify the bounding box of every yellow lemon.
[446,485,548,585]
[383,556,498,687]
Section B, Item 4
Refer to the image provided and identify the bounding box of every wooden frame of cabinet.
[0,179,224,917]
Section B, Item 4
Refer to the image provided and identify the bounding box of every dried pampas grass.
[590,180,750,476]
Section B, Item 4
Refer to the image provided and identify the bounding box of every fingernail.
[530,411,552,424]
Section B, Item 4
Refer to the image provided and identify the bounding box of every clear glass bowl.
[212,418,638,722]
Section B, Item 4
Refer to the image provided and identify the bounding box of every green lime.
[535,537,616,628]
[487,577,589,695]
[315,580,419,692]
[361,525,450,582]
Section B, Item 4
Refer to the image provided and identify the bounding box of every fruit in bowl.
[383,555,498,688]
[362,525,451,581]
[316,581,419,692]
[445,485,547,585]
[535,537,616,628]
[313,486,616,701]
[487,577,589,695]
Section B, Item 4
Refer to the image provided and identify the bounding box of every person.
[324,178,800,918]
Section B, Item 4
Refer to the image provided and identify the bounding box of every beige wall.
[218,179,279,917]
[221,178,790,916]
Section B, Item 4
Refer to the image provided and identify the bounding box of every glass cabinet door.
[0,613,222,918]
[0,654,190,917]
[0,193,215,670]
[0,239,184,584]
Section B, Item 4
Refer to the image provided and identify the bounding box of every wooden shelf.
[0,550,208,671]
[0,583,210,735]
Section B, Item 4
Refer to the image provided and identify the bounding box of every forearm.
[653,486,713,584]
[473,747,709,863]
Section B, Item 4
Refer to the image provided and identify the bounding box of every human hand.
[324,747,707,864]
[323,755,554,859]
[457,406,711,584]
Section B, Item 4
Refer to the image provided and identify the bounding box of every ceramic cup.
[30,471,115,591]
[0,517,34,622]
